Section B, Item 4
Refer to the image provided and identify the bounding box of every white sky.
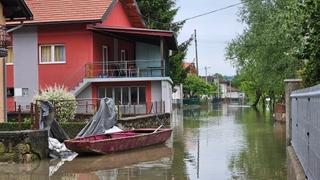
[175,0,245,76]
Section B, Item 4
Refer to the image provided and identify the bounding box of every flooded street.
[0,104,286,180]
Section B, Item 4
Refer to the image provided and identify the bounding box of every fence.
[291,84,320,180]
[7,99,166,126]
[63,98,165,116]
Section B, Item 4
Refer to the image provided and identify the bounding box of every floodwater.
[0,103,287,180]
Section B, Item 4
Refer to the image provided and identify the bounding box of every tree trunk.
[252,90,261,107]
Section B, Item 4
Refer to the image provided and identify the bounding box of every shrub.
[0,122,86,138]
[0,122,31,131]
[34,85,76,122]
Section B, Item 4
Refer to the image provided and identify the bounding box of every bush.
[0,122,86,139]
[0,122,31,131]
[60,122,86,138]
[34,85,76,122]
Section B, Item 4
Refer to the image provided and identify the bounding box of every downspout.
[6,22,24,33]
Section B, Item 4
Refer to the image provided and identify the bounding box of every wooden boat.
[64,128,172,154]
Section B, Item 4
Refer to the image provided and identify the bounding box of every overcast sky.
[175,0,245,76]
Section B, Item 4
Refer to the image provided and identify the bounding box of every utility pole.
[204,66,210,83]
[194,29,199,76]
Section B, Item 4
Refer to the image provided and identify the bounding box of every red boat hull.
[64,128,172,154]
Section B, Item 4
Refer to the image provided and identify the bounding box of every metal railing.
[291,84,320,180]
[74,98,166,116]
[0,25,8,49]
[85,60,165,78]
[0,25,9,57]
[8,99,166,124]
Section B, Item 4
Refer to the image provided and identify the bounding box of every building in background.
[0,0,32,122]
[182,62,197,76]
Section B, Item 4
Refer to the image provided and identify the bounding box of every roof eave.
[6,19,101,27]
[2,0,33,21]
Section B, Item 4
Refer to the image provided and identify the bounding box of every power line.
[175,1,245,23]
[122,0,246,26]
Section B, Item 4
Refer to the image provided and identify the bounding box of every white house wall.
[151,81,162,102]
[161,80,172,113]
[13,27,39,107]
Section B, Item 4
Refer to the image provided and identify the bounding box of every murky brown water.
[0,103,286,180]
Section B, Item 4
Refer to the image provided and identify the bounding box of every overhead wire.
[175,1,246,24]
[120,0,247,26]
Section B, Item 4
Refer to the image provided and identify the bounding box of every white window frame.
[39,44,66,64]
[98,86,146,105]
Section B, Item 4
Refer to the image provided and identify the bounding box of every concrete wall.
[151,81,162,102]
[117,113,170,129]
[0,130,48,163]
[13,27,38,107]
[172,84,183,100]
[287,146,307,180]
[161,80,172,113]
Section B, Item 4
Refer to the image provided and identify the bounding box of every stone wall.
[117,113,171,129]
[0,130,48,163]
[287,146,306,180]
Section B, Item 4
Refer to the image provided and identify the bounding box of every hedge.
[60,122,86,138]
[0,122,31,131]
[0,122,86,139]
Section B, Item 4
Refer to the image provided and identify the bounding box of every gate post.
[284,79,302,146]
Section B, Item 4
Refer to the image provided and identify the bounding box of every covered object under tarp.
[40,100,70,142]
[76,98,117,138]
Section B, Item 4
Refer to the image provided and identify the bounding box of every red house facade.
[6,0,175,114]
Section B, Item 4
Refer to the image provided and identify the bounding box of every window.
[115,88,121,104]
[6,47,13,64]
[106,88,113,98]
[122,87,129,105]
[97,86,146,105]
[7,88,14,97]
[22,88,29,96]
[39,45,65,63]
[131,87,138,104]
[139,87,146,104]
[98,88,105,98]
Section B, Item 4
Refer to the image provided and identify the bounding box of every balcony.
[85,60,166,78]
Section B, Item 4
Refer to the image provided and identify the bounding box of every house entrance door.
[102,45,108,75]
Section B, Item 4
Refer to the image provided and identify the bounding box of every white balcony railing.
[85,60,165,78]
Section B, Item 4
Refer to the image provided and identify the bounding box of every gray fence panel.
[291,85,320,180]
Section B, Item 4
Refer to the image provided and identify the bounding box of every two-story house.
[6,0,176,114]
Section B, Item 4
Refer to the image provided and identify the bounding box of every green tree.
[298,0,320,87]
[226,0,302,107]
[136,0,191,85]
[183,75,216,97]
[136,0,184,32]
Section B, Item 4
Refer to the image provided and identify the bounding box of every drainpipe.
[6,23,24,33]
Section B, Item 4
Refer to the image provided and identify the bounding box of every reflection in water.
[0,104,286,180]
